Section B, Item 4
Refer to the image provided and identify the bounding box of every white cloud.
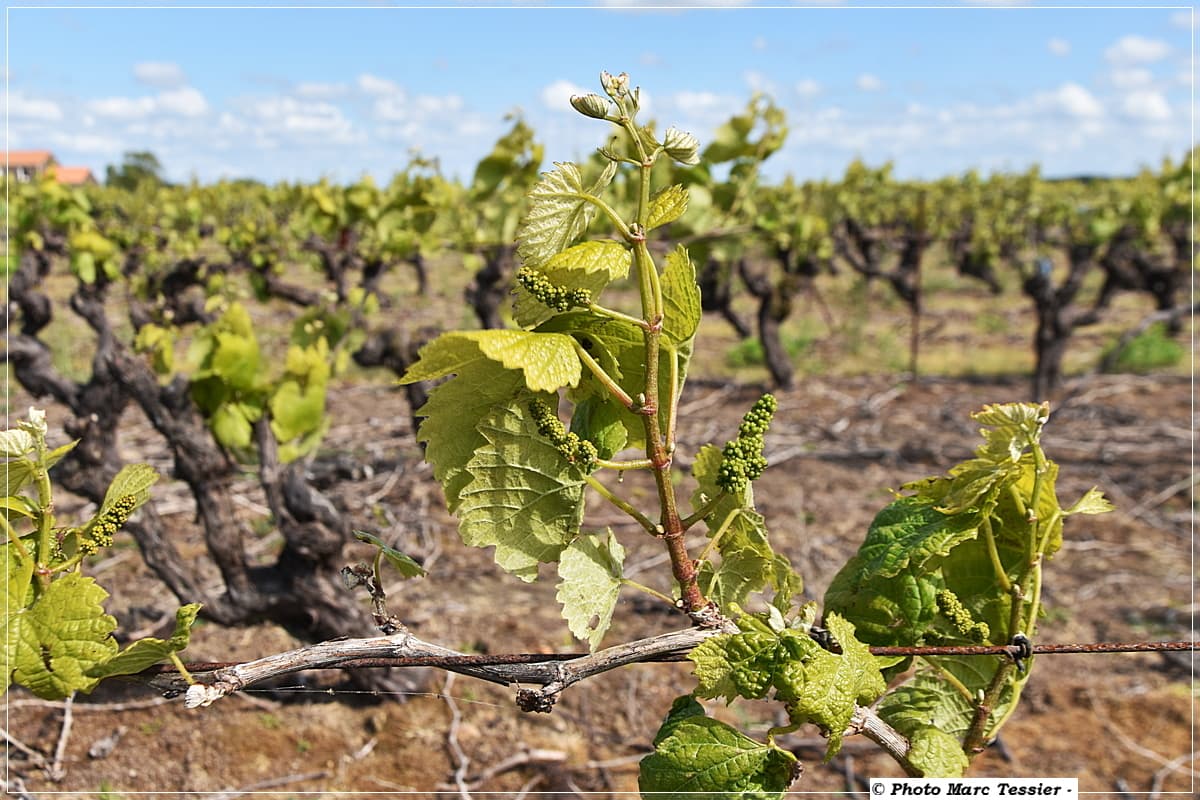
[598,0,752,7]
[415,94,464,115]
[639,51,663,67]
[218,112,247,134]
[672,90,725,115]
[88,87,209,119]
[743,70,777,96]
[1110,68,1153,90]
[540,79,587,113]
[372,91,411,121]
[246,96,358,142]
[856,73,884,92]
[1120,90,1172,122]
[1104,35,1171,66]
[456,117,489,138]
[89,95,157,119]
[796,79,821,99]
[357,73,401,95]
[1169,10,1195,29]
[1047,38,1070,57]
[49,132,122,154]
[294,81,350,99]
[9,90,63,121]
[133,61,187,89]
[1036,82,1104,118]
[752,36,768,52]
[158,87,209,117]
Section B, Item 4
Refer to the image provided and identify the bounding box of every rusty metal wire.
[142,639,1196,676]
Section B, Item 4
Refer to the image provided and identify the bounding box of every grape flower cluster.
[517,268,592,312]
[76,494,138,556]
[936,589,991,643]
[716,394,777,493]
[529,400,598,471]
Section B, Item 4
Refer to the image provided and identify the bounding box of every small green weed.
[975,311,1010,335]
[139,719,164,736]
[97,781,125,800]
[1103,323,1184,373]
[725,327,819,369]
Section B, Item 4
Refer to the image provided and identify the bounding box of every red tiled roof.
[52,166,95,185]
[6,150,56,169]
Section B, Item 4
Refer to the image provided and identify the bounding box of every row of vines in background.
[7,101,1192,395]
[0,97,1190,692]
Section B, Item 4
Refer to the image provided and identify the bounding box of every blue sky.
[5,2,1195,185]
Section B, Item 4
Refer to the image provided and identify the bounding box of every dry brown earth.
[4,366,1194,797]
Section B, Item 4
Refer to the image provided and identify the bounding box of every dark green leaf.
[640,699,797,799]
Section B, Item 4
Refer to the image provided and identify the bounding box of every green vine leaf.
[920,401,1048,515]
[2,460,36,498]
[690,626,789,703]
[409,359,524,511]
[2,442,75,498]
[101,463,159,513]
[0,430,35,458]
[993,458,1062,555]
[11,573,118,699]
[1065,486,1113,516]
[517,162,596,269]
[556,531,625,651]
[270,341,332,458]
[845,497,980,581]
[568,395,628,460]
[647,184,689,230]
[906,727,970,778]
[457,403,586,581]
[640,695,798,799]
[973,402,1048,463]
[700,534,775,614]
[824,552,941,649]
[401,330,582,394]
[661,245,702,347]
[402,331,584,510]
[88,603,202,680]
[823,497,976,647]
[878,654,1026,751]
[1,545,36,695]
[210,402,257,450]
[774,613,886,760]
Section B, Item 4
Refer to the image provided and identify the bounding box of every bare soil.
[4,364,1194,797]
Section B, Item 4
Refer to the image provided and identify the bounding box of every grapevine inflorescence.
[517,267,592,312]
[76,494,138,556]
[716,393,777,493]
[529,400,599,471]
[936,589,991,643]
